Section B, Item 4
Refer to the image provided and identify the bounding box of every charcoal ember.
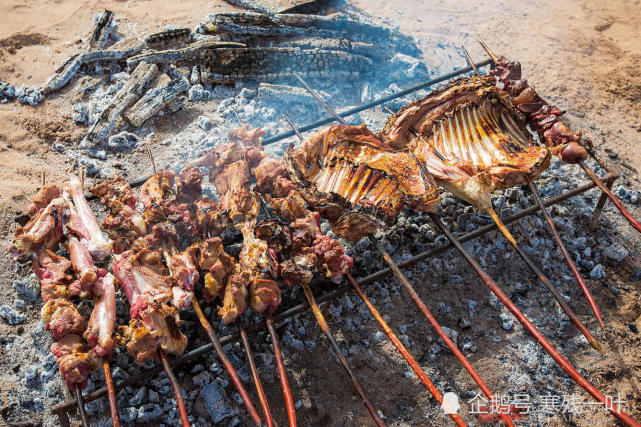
[145,28,193,50]
[0,305,26,325]
[124,74,190,127]
[107,131,138,152]
[16,86,43,106]
[200,378,237,423]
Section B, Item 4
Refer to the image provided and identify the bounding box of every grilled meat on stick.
[480,41,641,235]
[114,248,187,363]
[90,176,147,254]
[284,123,440,240]
[379,75,602,349]
[379,75,550,210]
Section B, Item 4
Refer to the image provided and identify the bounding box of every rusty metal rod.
[526,177,605,330]
[579,160,641,234]
[103,360,120,427]
[266,313,297,427]
[486,207,603,351]
[159,349,190,427]
[300,281,387,427]
[239,322,274,427]
[49,180,599,416]
[74,386,89,427]
[429,213,640,427]
[346,272,467,427]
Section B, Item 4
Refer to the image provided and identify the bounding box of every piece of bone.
[82,62,158,147]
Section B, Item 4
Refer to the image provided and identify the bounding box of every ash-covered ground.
[1,2,641,427]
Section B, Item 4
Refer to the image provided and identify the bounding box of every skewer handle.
[74,385,90,427]
[239,322,274,427]
[301,282,387,427]
[103,360,121,427]
[579,160,641,234]
[266,314,297,427]
[159,350,191,427]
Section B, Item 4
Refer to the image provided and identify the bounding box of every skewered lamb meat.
[284,123,439,240]
[90,176,147,253]
[27,185,61,217]
[84,273,118,359]
[114,249,187,363]
[50,335,91,390]
[214,160,259,227]
[64,176,113,261]
[379,76,551,210]
[140,170,176,208]
[41,298,86,341]
[32,249,73,302]
[176,166,203,204]
[185,124,266,183]
[489,55,588,164]
[9,195,67,257]
[197,237,236,303]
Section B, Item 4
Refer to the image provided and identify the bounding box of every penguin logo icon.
[441,392,461,415]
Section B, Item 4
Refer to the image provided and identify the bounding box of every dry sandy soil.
[1,0,640,426]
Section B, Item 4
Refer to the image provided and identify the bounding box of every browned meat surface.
[140,170,175,208]
[27,185,61,217]
[285,123,439,240]
[380,76,550,209]
[32,249,73,302]
[41,299,85,341]
[176,166,202,204]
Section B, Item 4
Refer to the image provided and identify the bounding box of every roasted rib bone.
[284,123,440,240]
[380,76,551,209]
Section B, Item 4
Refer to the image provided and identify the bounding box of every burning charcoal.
[188,84,210,101]
[197,116,212,131]
[498,314,514,332]
[137,403,163,422]
[107,131,138,152]
[605,243,629,262]
[72,103,90,124]
[13,276,39,304]
[120,406,138,423]
[24,366,39,388]
[124,75,189,127]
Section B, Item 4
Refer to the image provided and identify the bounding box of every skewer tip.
[476,38,498,63]
[461,45,480,76]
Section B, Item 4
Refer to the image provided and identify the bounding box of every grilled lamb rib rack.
[380,75,550,210]
[284,123,440,240]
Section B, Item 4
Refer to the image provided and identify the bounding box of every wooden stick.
[239,322,274,427]
[158,349,190,427]
[461,46,479,76]
[74,385,89,427]
[103,360,120,427]
[486,207,603,351]
[526,177,605,330]
[266,313,297,427]
[346,272,467,427]
[301,281,387,427]
[579,160,641,234]
[429,213,639,427]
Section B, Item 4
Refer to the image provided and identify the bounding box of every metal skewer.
[158,349,190,427]
[283,109,509,426]
[460,46,605,335]
[476,39,641,236]
[239,322,274,427]
[74,385,89,427]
